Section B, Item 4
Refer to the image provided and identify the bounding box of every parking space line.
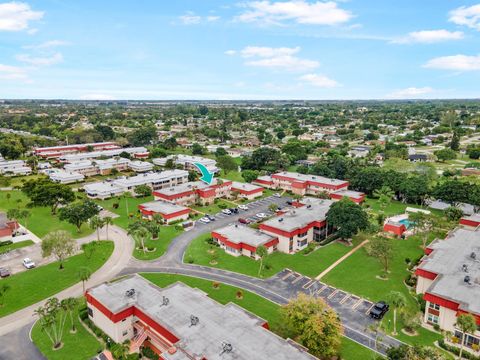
[316,284,327,295]
[327,289,339,299]
[281,271,294,281]
[302,280,315,289]
[292,274,305,284]
[352,298,363,310]
[365,303,375,315]
[340,293,351,304]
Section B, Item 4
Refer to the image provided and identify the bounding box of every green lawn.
[322,233,444,347]
[191,199,233,215]
[0,241,113,318]
[94,194,154,229]
[0,239,34,254]
[0,190,93,239]
[133,225,183,260]
[185,233,358,279]
[32,305,102,360]
[141,273,377,360]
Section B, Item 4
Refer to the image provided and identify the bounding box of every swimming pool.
[399,219,413,228]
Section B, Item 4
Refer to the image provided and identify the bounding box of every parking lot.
[196,195,284,225]
[272,268,376,317]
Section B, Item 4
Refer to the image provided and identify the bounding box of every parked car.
[199,217,211,224]
[0,267,10,278]
[273,193,281,197]
[238,204,249,210]
[369,301,389,319]
[238,218,251,224]
[206,214,216,221]
[286,200,293,205]
[229,208,239,214]
[256,212,267,219]
[22,258,36,269]
[222,209,232,215]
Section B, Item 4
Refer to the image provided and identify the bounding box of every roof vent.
[307,205,312,209]
[220,342,233,355]
[471,252,477,260]
[160,296,170,306]
[279,218,283,222]
[464,275,471,284]
[125,289,136,298]
[462,264,469,273]
[190,315,199,327]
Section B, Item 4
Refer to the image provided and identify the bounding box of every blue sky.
[0,0,480,100]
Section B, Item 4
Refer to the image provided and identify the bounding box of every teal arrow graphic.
[194,162,214,185]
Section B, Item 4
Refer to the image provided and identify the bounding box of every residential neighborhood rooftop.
[419,227,480,315]
[139,200,189,215]
[214,224,276,248]
[88,275,315,360]
[273,171,348,186]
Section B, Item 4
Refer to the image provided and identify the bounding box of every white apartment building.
[153,154,218,173]
[48,169,85,184]
[128,161,154,173]
[0,159,32,176]
[59,147,149,163]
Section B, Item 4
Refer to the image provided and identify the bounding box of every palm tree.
[61,297,78,332]
[456,314,477,360]
[103,216,113,240]
[152,213,163,225]
[256,245,268,277]
[6,208,20,232]
[89,216,105,242]
[111,341,130,360]
[386,291,407,335]
[78,266,92,293]
[373,186,394,212]
[131,226,149,255]
[0,284,10,307]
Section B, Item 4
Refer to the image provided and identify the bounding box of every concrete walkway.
[0,225,134,337]
[315,239,369,280]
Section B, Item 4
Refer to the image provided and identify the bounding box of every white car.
[256,212,267,219]
[199,217,211,224]
[238,204,249,211]
[222,209,232,215]
[23,258,35,269]
[273,193,281,197]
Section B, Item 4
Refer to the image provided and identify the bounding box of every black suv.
[369,301,389,319]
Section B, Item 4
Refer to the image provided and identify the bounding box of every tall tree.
[103,216,114,240]
[58,200,100,232]
[42,230,76,269]
[326,198,369,240]
[77,266,92,294]
[373,185,394,213]
[217,155,238,175]
[456,314,477,360]
[34,297,68,349]
[256,245,268,276]
[89,216,105,242]
[281,293,342,359]
[129,225,150,255]
[366,236,394,275]
[134,184,152,197]
[62,297,78,333]
[22,179,75,214]
[386,291,407,335]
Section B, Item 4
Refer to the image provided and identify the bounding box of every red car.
[238,218,251,224]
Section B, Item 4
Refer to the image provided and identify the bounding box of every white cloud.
[179,12,219,24]
[392,30,464,44]
[237,0,353,26]
[230,46,319,72]
[0,64,28,80]
[0,2,43,31]
[299,73,339,87]
[449,4,480,31]
[424,54,480,71]
[179,12,201,25]
[16,52,63,66]
[80,93,116,101]
[387,87,434,99]
[23,40,70,49]
[246,55,318,71]
[240,46,300,58]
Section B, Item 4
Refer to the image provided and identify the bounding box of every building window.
[429,303,440,311]
[122,318,127,322]
[87,307,93,317]
[427,314,439,324]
